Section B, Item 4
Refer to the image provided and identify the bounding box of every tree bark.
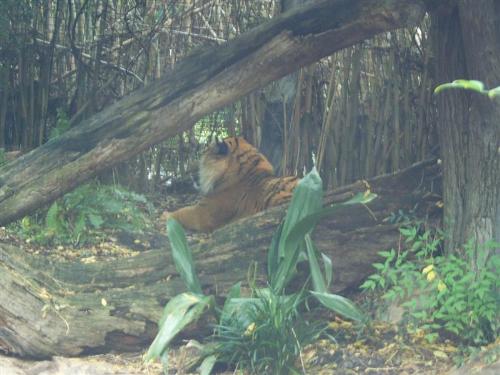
[0,160,441,358]
[430,1,500,255]
[0,0,425,226]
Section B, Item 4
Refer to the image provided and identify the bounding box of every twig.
[34,38,144,83]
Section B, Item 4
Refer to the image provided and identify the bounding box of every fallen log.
[0,160,441,358]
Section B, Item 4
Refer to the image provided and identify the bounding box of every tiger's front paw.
[160,210,170,224]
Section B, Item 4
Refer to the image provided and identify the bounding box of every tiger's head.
[199,136,274,195]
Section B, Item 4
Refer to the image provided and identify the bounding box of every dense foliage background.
[0,0,437,192]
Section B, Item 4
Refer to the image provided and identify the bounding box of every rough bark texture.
[0,160,441,359]
[0,0,425,225]
[431,1,500,254]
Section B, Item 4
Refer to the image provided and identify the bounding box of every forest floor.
[0,192,499,374]
[1,325,498,374]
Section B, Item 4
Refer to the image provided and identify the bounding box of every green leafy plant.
[361,227,499,346]
[0,148,6,166]
[13,182,152,246]
[214,288,324,374]
[145,218,215,371]
[49,108,71,139]
[146,167,376,374]
[435,79,500,99]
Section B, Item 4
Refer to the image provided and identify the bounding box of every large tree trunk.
[431,1,500,255]
[0,0,425,226]
[0,160,440,358]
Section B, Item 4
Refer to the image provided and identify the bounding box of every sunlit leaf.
[487,86,500,98]
[435,79,485,94]
[271,169,377,292]
[145,293,213,363]
[167,218,202,294]
[270,167,323,292]
[305,234,327,293]
[267,221,284,278]
[278,167,324,258]
[321,252,333,289]
[199,355,217,375]
[160,350,169,374]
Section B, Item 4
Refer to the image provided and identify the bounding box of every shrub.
[361,226,499,346]
[12,182,152,246]
[214,288,324,374]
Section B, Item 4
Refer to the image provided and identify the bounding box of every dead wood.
[0,160,440,358]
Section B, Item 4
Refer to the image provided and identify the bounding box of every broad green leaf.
[360,279,376,291]
[270,167,323,292]
[160,350,169,374]
[321,252,333,289]
[311,291,365,322]
[378,250,393,259]
[199,355,217,375]
[167,218,202,294]
[305,234,327,293]
[434,82,457,94]
[145,293,213,362]
[435,79,485,95]
[220,289,300,330]
[487,86,500,98]
[278,166,324,258]
[220,282,242,324]
[226,282,241,300]
[267,221,284,278]
[287,192,377,245]
[456,79,484,92]
[271,240,303,293]
[220,296,262,330]
[272,190,377,292]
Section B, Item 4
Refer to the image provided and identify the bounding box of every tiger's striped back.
[168,136,299,232]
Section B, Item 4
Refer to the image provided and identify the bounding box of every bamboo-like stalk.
[392,51,400,172]
[0,0,436,195]
[317,57,337,171]
[0,70,7,148]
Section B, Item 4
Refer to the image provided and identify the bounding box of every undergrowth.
[361,225,499,347]
[10,181,153,246]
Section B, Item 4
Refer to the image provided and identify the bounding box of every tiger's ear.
[216,140,228,155]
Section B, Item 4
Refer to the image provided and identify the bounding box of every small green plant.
[361,227,500,346]
[49,108,71,139]
[12,182,152,246]
[146,167,376,374]
[214,288,324,374]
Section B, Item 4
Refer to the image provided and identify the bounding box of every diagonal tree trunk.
[0,0,425,225]
[0,160,440,358]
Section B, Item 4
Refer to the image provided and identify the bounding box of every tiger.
[164,136,299,232]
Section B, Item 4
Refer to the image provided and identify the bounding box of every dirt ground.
[1,322,498,374]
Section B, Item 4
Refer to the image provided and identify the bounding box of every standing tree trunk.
[431,1,500,256]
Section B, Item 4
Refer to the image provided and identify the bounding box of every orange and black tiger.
[165,136,299,232]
